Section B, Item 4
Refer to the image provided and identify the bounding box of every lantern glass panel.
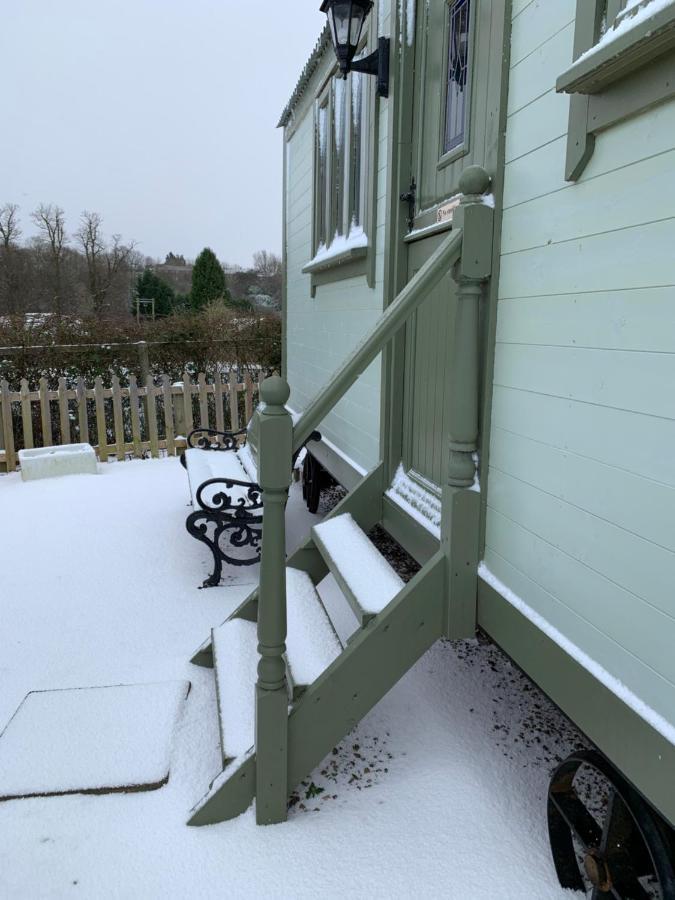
[331,1,353,44]
[350,7,366,45]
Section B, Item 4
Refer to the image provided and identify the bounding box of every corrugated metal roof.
[277,25,331,128]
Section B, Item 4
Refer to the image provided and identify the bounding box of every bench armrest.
[196,477,263,514]
[187,427,248,452]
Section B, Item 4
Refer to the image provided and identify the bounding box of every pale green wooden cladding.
[484,0,675,822]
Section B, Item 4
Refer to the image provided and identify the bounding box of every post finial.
[459,165,491,198]
[261,374,290,408]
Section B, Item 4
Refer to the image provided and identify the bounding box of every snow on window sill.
[302,227,369,275]
[556,0,675,95]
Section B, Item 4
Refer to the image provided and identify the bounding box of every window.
[307,62,369,276]
[316,97,329,248]
[443,0,471,154]
[557,0,675,180]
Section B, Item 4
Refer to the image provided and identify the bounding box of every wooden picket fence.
[0,369,263,473]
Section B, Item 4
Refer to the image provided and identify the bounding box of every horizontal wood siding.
[283,8,391,474]
[488,0,675,731]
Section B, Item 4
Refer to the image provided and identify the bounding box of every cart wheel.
[548,749,675,899]
[302,452,322,514]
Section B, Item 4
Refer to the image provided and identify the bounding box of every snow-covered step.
[312,513,404,625]
[212,618,257,762]
[212,569,342,761]
[285,568,342,690]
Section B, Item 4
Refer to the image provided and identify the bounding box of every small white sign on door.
[436,196,461,225]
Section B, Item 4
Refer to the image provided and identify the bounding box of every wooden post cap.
[261,375,290,408]
[459,165,491,197]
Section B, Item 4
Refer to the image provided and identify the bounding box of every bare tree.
[31,203,68,316]
[0,203,21,248]
[252,249,282,278]
[75,210,137,318]
[0,204,23,315]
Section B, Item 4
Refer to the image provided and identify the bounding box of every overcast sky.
[1,0,325,267]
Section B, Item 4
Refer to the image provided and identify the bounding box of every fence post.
[1,380,17,472]
[20,379,34,449]
[255,375,293,825]
[137,341,150,438]
[173,382,186,441]
[136,341,150,386]
[443,165,493,640]
[0,384,5,473]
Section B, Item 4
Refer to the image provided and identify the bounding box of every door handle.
[400,177,416,232]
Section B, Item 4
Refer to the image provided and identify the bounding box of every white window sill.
[557,0,675,94]
[302,228,369,275]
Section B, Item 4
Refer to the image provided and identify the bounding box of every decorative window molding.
[304,36,376,290]
[558,0,675,180]
[443,0,472,154]
[438,0,476,169]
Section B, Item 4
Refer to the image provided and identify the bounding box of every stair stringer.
[186,550,445,826]
[286,549,445,789]
[189,462,386,668]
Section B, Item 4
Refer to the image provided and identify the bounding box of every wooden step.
[212,567,342,763]
[311,513,404,626]
[187,550,446,827]
[212,619,258,762]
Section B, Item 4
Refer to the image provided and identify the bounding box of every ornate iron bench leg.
[186,509,262,589]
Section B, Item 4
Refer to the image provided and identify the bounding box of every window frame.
[558,0,675,180]
[303,32,376,289]
[438,0,475,170]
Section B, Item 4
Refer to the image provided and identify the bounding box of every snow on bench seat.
[184,447,255,510]
[312,513,404,616]
[212,569,342,761]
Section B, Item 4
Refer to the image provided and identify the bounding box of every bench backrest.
[246,402,262,471]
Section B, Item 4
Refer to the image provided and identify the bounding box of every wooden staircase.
[188,467,447,826]
[185,167,494,826]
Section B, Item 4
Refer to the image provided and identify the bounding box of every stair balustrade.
[254,166,493,824]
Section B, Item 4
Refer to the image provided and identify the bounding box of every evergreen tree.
[134,269,175,317]
[191,247,229,310]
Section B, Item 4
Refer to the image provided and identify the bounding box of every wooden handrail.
[292,226,464,451]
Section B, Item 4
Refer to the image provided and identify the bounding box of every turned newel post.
[448,164,493,487]
[442,164,493,638]
[255,374,293,825]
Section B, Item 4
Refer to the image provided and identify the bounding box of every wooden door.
[401,0,506,487]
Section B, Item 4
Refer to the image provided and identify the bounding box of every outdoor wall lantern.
[320,0,390,97]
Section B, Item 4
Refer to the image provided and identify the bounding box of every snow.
[575,0,673,64]
[351,71,362,129]
[213,620,257,759]
[236,442,258,482]
[386,464,442,538]
[312,513,404,614]
[19,443,97,481]
[334,77,346,153]
[285,568,342,685]
[307,224,368,267]
[0,458,582,899]
[0,682,188,800]
[183,446,253,509]
[478,563,675,747]
[406,0,415,45]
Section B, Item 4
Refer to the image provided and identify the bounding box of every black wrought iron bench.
[181,417,319,588]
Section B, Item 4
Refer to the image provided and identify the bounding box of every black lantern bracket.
[320,0,390,97]
[350,37,390,97]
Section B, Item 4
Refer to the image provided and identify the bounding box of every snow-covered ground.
[0,457,584,898]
